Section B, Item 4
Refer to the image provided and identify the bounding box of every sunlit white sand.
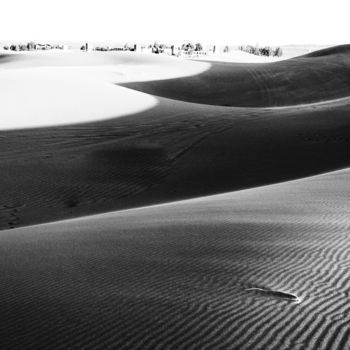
[0,51,210,130]
[190,49,284,63]
[0,68,159,130]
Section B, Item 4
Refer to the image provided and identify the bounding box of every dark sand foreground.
[1,46,350,349]
[1,168,350,349]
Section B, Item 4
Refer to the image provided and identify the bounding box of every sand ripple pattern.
[1,168,350,349]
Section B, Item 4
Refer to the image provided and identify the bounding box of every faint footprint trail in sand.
[246,287,302,303]
[1,204,25,229]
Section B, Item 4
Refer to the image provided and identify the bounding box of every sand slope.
[1,48,350,230]
[1,168,350,349]
[1,90,350,230]
[123,45,350,107]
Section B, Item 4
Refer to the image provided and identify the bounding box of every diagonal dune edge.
[121,44,350,107]
[2,165,349,232]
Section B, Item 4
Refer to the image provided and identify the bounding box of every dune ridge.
[301,44,350,58]
[122,45,350,107]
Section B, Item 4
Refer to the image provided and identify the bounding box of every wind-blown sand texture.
[1,46,350,349]
[1,169,350,349]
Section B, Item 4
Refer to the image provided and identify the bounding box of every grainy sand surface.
[1,168,350,349]
[124,45,350,107]
[1,46,350,349]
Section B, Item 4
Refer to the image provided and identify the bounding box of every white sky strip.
[1,0,349,45]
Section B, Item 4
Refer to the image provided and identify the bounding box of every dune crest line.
[122,44,350,108]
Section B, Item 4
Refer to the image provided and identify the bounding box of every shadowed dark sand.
[122,44,350,107]
[1,96,350,230]
[1,46,350,349]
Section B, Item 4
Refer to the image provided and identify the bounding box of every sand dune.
[301,44,350,58]
[1,45,350,348]
[0,47,350,230]
[1,93,350,230]
[1,168,350,349]
[0,51,210,129]
[123,44,350,107]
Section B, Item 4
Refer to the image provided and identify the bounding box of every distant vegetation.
[181,43,203,52]
[3,41,66,51]
[238,45,283,57]
[2,40,282,58]
[151,42,166,54]
[149,42,204,55]
[92,44,136,52]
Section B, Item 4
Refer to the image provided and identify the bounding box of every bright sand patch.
[0,68,158,129]
[0,51,210,130]
[189,49,283,63]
